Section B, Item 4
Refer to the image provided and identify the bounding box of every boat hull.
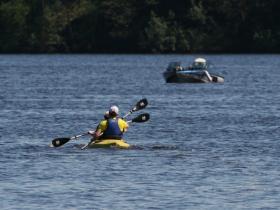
[88,139,130,149]
[163,71,224,83]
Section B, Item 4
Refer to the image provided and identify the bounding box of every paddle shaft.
[70,133,88,140]
[122,111,132,119]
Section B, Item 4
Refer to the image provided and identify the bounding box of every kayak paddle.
[51,133,89,147]
[51,98,148,148]
[127,113,150,123]
[123,98,148,118]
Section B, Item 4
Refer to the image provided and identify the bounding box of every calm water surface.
[1,54,280,210]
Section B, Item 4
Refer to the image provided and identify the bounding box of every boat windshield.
[190,61,208,70]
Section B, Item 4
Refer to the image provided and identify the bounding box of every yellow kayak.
[88,139,130,149]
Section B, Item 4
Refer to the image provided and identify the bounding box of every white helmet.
[109,105,119,115]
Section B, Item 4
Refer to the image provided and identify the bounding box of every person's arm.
[88,124,100,137]
[119,119,129,132]
[93,120,107,140]
[93,128,103,139]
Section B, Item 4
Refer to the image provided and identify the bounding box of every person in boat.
[188,58,208,70]
[175,65,183,71]
[88,106,129,141]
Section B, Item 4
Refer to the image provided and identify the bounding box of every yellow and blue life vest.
[101,118,123,139]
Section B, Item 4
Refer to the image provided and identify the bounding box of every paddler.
[88,106,129,141]
[103,110,110,120]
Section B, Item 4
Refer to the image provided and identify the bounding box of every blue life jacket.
[101,118,123,139]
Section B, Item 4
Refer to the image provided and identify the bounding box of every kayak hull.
[88,139,130,149]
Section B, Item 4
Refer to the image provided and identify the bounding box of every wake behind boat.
[163,58,224,83]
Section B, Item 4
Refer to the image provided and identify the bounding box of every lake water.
[1,54,280,210]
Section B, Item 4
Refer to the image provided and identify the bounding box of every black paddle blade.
[51,137,71,147]
[132,98,148,112]
[132,113,150,123]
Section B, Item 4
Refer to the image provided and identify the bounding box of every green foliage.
[143,11,168,52]
[0,0,279,53]
[100,0,136,39]
[142,11,190,53]
[253,30,278,52]
[188,0,206,25]
[0,0,30,52]
[41,0,92,52]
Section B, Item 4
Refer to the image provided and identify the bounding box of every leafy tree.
[0,0,30,52]
[39,0,92,52]
[185,0,208,52]
[141,11,169,52]
[0,0,279,53]
[63,1,98,52]
[94,0,139,52]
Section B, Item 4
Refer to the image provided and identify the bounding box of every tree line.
[0,0,279,53]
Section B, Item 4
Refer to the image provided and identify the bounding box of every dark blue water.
[1,54,280,210]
